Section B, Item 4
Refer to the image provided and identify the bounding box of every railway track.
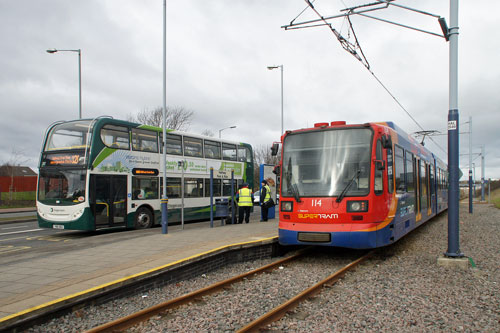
[86,249,373,332]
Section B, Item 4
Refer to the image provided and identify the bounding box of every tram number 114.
[311,199,322,207]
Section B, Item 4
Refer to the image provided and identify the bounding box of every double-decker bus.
[276,121,448,249]
[36,117,254,230]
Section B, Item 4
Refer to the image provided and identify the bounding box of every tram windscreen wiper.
[336,170,361,203]
[290,183,302,203]
[285,156,301,202]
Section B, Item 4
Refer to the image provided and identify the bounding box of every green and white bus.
[36,117,254,230]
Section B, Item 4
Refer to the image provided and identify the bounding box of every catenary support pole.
[161,0,168,234]
[445,0,463,258]
[468,116,472,213]
[481,145,485,201]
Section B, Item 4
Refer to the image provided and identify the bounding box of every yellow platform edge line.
[0,235,278,324]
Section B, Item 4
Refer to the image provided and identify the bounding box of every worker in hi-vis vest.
[236,183,254,224]
[260,179,272,221]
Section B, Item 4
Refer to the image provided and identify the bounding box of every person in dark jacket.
[260,179,272,221]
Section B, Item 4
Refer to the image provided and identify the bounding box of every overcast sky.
[1,0,498,180]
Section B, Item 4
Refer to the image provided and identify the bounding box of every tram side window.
[101,125,130,149]
[223,143,237,161]
[406,152,415,192]
[160,133,183,155]
[374,140,384,195]
[204,178,222,197]
[184,137,203,158]
[204,140,221,159]
[132,176,159,200]
[394,146,406,193]
[132,129,158,153]
[386,147,394,194]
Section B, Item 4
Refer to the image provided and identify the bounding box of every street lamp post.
[219,125,236,138]
[267,65,284,135]
[46,48,82,119]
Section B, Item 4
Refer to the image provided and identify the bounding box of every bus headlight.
[281,201,293,212]
[72,208,84,220]
[347,200,368,212]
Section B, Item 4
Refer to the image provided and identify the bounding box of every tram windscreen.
[44,120,93,151]
[282,128,372,198]
[38,169,86,205]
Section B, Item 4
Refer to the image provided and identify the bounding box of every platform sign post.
[231,169,235,225]
[210,168,214,228]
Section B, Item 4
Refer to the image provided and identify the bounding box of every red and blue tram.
[277,121,448,249]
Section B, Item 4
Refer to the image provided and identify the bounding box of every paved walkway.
[0,212,278,329]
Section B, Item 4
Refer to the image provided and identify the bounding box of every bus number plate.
[53,225,65,230]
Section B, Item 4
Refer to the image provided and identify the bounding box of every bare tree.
[253,144,281,166]
[252,144,281,190]
[128,106,194,131]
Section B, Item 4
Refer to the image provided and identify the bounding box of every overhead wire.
[300,0,447,155]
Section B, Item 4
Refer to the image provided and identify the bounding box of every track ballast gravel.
[26,204,499,332]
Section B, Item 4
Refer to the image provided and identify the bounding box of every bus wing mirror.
[271,143,279,156]
[381,135,392,149]
[376,160,385,170]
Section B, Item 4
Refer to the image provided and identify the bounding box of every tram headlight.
[347,200,368,212]
[281,201,293,212]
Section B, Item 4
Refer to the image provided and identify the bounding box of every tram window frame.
[222,143,237,161]
[184,137,203,158]
[374,140,384,195]
[160,133,183,155]
[131,128,158,153]
[100,125,130,150]
[386,147,394,194]
[394,145,406,193]
[132,176,159,200]
[204,140,221,159]
[406,152,415,193]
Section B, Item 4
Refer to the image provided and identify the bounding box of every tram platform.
[0,211,278,330]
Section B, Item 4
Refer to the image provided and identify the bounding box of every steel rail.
[85,249,309,333]
[237,250,374,332]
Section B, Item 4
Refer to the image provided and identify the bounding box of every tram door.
[90,175,127,228]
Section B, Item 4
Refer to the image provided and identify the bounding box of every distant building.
[0,166,37,193]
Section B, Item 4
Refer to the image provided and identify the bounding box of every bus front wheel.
[135,207,153,229]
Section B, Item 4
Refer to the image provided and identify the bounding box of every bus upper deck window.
[132,129,158,153]
[101,125,130,150]
[223,143,237,161]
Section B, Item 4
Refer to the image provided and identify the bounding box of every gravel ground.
[268,203,500,332]
[26,203,499,332]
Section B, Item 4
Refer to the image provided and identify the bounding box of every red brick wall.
[0,176,37,192]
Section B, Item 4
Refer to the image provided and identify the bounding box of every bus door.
[90,175,127,228]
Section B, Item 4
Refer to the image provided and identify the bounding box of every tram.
[276,121,448,249]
